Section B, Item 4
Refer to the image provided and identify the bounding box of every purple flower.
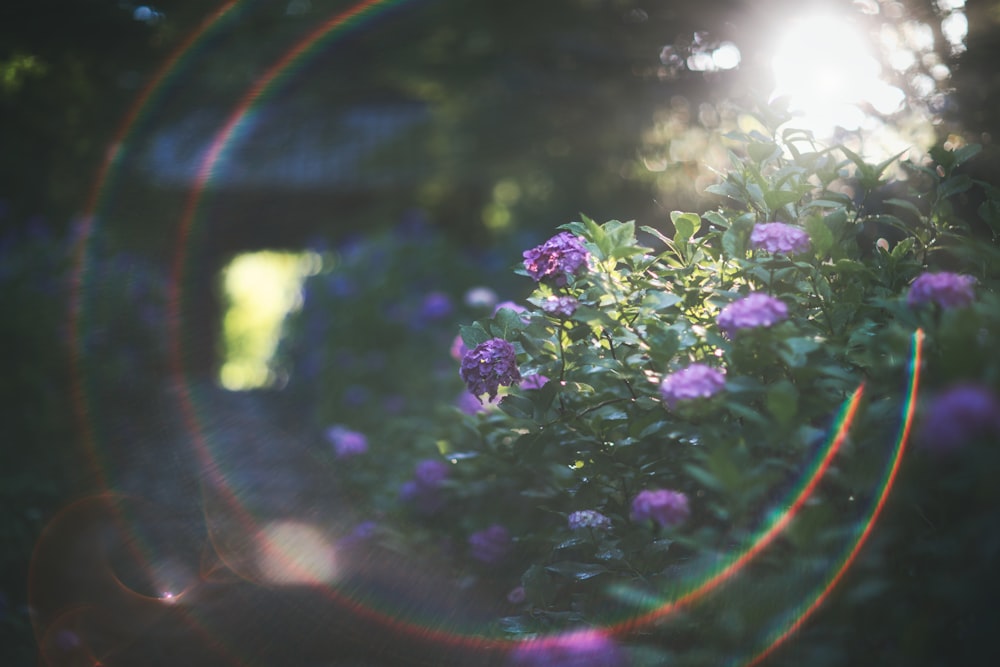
[339,520,378,549]
[541,295,580,317]
[907,271,976,309]
[469,524,512,564]
[460,338,522,402]
[415,459,450,488]
[520,374,550,390]
[919,384,1000,453]
[450,334,469,362]
[465,286,499,309]
[508,629,627,667]
[750,222,811,255]
[507,586,527,604]
[716,293,788,337]
[419,291,453,320]
[567,510,612,531]
[325,426,368,459]
[659,363,725,409]
[631,489,690,528]
[400,459,451,514]
[522,232,590,285]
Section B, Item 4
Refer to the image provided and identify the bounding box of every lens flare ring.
[65,0,926,661]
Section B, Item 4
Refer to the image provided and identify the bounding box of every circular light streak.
[57,0,927,663]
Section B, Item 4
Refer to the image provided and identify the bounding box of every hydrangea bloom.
[567,510,612,531]
[465,286,498,309]
[325,425,368,459]
[460,338,522,401]
[400,459,450,514]
[919,384,1000,453]
[522,232,590,285]
[631,489,690,528]
[418,291,453,321]
[469,524,512,564]
[907,271,976,309]
[659,363,725,409]
[507,586,527,604]
[716,293,788,337]
[508,629,627,667]
[414,459,450,487]
[750,222,811,255]
[541,295,580,317]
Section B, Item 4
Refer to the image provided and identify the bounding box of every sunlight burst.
[771,14,904,136]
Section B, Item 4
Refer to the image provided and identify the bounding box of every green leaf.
[499,394,534,420]
[937,174,973,201]
[703,210,731,229]
[766,380,799,426]
[764,188,803,212]
[670,211,702,244]
[459,323,490,349]
[545,561,609,581]
[642,291,682,311]
[747,141,780,164]
[804,216,834,258]
[491,307,526,340]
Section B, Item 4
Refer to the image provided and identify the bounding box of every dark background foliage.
[3,0,1000,665]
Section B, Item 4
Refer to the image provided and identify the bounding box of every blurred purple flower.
[907,271,976,309]
[542,295,580,317]
[659,363,725,409]
[415,459,450,487]
[420,291,453,320]
[451,333,470,362]
[631,489,689,528]
[522,232,590,285]
[400,459,451,515]
[520,374,550,390]
[460,338,521,402]
[716,293,788,337]
[469,524,512,564]
[507,586,527,604]
[508,629,627,667]
[339,520,378,548]
[325,426,368,459]
[750,222,811,255]
[465,286,499,309]
[919,383,1000,453]
[567,510,612,531]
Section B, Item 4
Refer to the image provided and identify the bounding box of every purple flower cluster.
[523,232,590,285]
[460,338,522,402]
[325,425,368,459]
[567,510,612,532]
[659,363,725,409]
[541,295,580,317]
[399,459,450,514]
[907,271,976,309]
[919,384,1000,453]
[716,293,788,337]
[750,222,811,255]
[469,524,512,564]
[631,489,690,528]
[508,629,627,667]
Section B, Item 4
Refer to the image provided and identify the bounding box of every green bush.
[280,102,1000,665]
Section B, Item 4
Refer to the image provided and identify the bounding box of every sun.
[770,14,904,136]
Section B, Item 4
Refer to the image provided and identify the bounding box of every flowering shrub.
[273,104,1000,665]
